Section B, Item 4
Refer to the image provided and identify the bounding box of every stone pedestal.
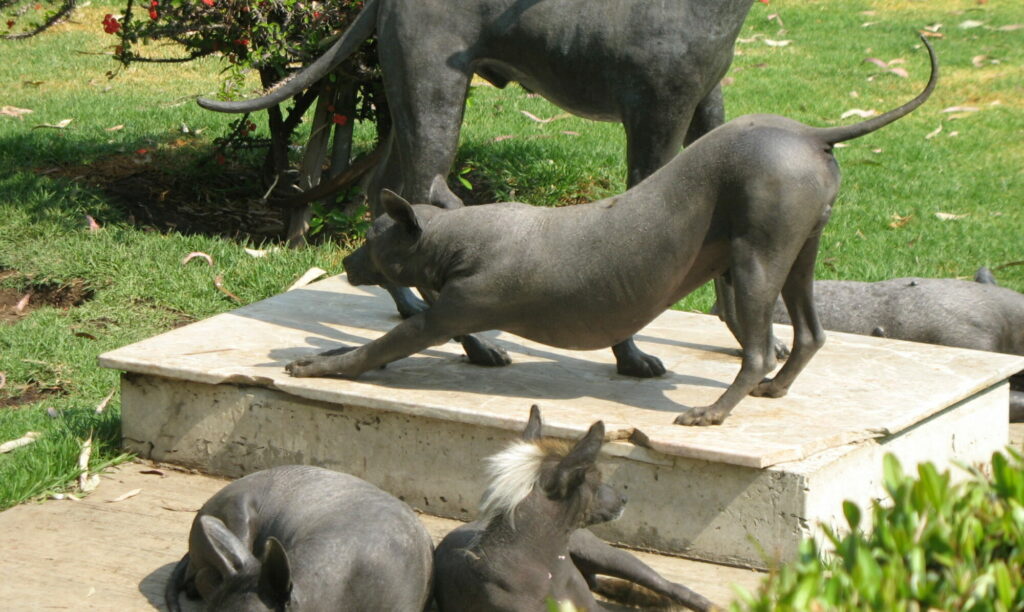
[100,276,1022,568]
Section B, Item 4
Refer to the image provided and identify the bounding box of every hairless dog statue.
[287,37,939,426]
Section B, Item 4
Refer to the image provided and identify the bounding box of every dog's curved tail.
[164,552,190,612]
[813,34,938,146]
[196,0,380,113]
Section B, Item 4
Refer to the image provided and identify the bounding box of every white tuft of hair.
[478,441,546,528]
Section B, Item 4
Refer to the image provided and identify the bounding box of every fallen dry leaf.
[33,118,73,130]
[161,501,200,512]
[841,108,878,119]
[107,488,142,503]
[763,39,792,47]
[942,105,980,113]
[85,214,101,231]
[889,213,913,229]
[923,23,943,33]
[182,251,214,266]
[972,55,989,67]
[492,134,515,142]
[77,436,100,492]
[288,267,329,291]
[935,212,968,221]
[997,24,1023,32]
[958,19,985,29]
[214,275,242,303]
[561,131,580,136]
[0,372,5,390]
[14,292,31,315]
[243,247,280,258]
[1,105,33,119]
[925,124,943,139]
[47,406,61,419]
[105,124,124,132]
[0,431,41,454]
[95,389,115,414]
[520,110,570,124]
[920,31,944,38]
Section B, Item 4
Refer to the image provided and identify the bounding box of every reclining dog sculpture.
[164,465,433,612]
[285,38,938,426]
[768,268,1024,420]
[434,406,714,611]
[197,0,758,379]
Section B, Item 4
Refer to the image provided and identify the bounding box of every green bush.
[736,451,1024,612]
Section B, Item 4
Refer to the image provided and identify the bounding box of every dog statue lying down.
[164,465,433,612]
[768,269,1024,421]
[434,405,715,611]
[287,37,938,426]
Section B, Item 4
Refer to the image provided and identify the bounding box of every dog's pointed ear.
[428,175,464,209]
[544,420,604,498]
[522,405,543,441]
[199,515,258,579]
[259,536,293,606]
[380,189,422,234]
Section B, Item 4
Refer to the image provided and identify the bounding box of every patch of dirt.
[0,382,65,409]
[0,276,94,325]
[47,149,290,241]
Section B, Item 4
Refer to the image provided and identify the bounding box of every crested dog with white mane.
[433,406,714,611]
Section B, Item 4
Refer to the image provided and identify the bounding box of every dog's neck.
[476,488,581,568]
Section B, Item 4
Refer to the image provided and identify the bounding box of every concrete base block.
[105,276,1022,568]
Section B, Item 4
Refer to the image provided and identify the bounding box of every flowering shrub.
[103,0,385,202]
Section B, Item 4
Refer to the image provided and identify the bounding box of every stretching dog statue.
[767,268,1024,420]
[164,465,433,611]
[434,405,714,611]
[197,0,759,379]
[285,38,938,426]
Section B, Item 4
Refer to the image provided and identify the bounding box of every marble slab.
[100,275,1024,469]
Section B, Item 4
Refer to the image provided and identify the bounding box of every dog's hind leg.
[568,530,713,611]
[675,246,784,426]
[752,235,826,399]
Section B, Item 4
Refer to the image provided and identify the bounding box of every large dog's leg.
[285,307,466,378]
[568,529,714,611]
[608,109,696,378]
[683,84,725,146]
[751,235,826,398]
[418,287,511,368]
[675,246,782,426]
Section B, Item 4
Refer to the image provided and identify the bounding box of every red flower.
[102,14,121,34]
[149,8,158,19]
[135,148,149,155]
[234,38,249,46]
[201,0,215,5]
[332,114,349,126]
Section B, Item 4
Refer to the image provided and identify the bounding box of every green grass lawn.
[0,0,1022,509]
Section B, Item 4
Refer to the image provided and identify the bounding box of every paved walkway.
[0,460,766,610]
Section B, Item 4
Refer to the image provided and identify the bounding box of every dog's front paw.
[673,406,726,426]
[616,352,666,378]
[285,357,321,378]
[751,378,789,398]
[461,336,512,367]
